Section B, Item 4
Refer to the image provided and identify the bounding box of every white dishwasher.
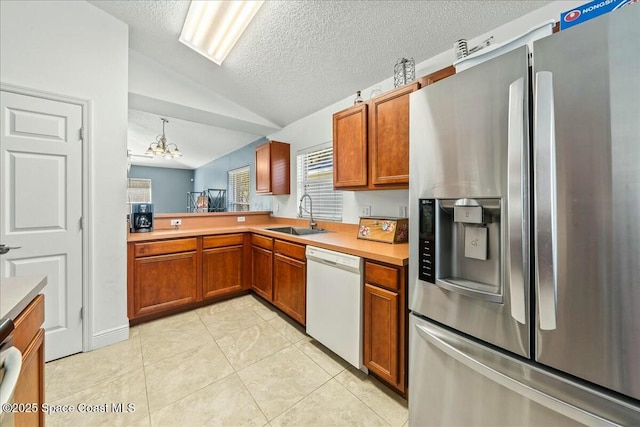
[305,246,364,369]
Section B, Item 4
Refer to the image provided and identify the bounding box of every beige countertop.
[128,223,409,266]
[0,275,47,322]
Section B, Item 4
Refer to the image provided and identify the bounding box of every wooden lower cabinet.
[12,294,45,427]
[202,234,246,300]
[364,284,398,382]
[128,234,254,323]
[133,252,198,317]
[129,238,199,320]
[251,244,273,301]
[272,240,306,325]
[363,260,407,395]
[202,246,243,299]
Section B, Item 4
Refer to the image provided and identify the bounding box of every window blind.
[297,143,342,221]
[227,166,250,212]
[127,178,152,204]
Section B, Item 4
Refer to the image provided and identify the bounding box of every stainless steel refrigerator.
[408,6,640,425]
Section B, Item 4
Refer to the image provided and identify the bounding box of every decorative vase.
[394,57,415,87]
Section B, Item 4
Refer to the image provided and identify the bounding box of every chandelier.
[145,118,182,158]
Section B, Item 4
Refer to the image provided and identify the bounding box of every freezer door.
[533,6,640,400]
[409,46,530,357]
[409,314,640,426]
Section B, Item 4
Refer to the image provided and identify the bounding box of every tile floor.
[45,294,408,427]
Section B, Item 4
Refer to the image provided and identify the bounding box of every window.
[127,178,152,206]
[297,143,342,221]
[228,166,250,212]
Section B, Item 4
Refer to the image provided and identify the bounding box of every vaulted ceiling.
[90,0,552,169]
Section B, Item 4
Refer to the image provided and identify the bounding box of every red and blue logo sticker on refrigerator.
[560,0,637,30]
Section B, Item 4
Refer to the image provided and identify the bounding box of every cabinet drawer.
[203,233,244,249]
[12,294,44,354]
[134,238,197,257]
[274,239,306,261]
[251,234,273,250]
[365,261,399,291]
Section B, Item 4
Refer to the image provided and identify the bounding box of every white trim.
[0,82,93,352]
[91,324,130,350]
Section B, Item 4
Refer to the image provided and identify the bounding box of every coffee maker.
[130,203,154,233]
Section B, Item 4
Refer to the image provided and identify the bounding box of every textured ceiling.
[90,0,551,129]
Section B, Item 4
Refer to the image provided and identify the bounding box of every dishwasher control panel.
[306,246,362,270]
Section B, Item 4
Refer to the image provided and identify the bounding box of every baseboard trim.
[91,324,129,350]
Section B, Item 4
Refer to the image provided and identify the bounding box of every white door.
[0,90,83,361]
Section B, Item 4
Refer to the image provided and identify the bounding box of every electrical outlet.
[237,216,246,222]
[170,219,182,226]
[274,203,279,212]
[360,205,371,217]
[399,206,407,217]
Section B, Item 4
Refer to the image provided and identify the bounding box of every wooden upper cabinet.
[255,140,290,195]
[369,82,419,186]
[417,65,456,87]
[255,143,271,193]
[332,66,455,191]
[332,83,419,190]
[333,103,368,188]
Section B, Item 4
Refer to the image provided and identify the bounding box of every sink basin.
[265,226,330,236]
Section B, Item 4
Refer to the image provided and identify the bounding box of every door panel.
[8,255,67,331]
[202,245,243,300]
[533,8,640,400]
[273,253,305,325]
[333,104,368,188]
[251,245,272,300]
[255,143,271,193]
[10,152,66,230]
[369,83,417,185]
[409,315,639,426]
[364,283,398,384]
[8,106,67,140]
[408,47,530,358]
[133,252,198,316]
[1,90,83,361]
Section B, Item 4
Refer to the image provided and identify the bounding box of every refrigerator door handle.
[534,71,558,331]
[507,77,527,324]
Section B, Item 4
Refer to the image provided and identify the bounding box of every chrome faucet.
[298,193,317,230]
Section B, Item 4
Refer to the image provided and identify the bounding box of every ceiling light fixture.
[179,0,264,65]
[145,118,182,159]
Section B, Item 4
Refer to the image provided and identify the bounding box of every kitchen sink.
[265,226,330,236]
